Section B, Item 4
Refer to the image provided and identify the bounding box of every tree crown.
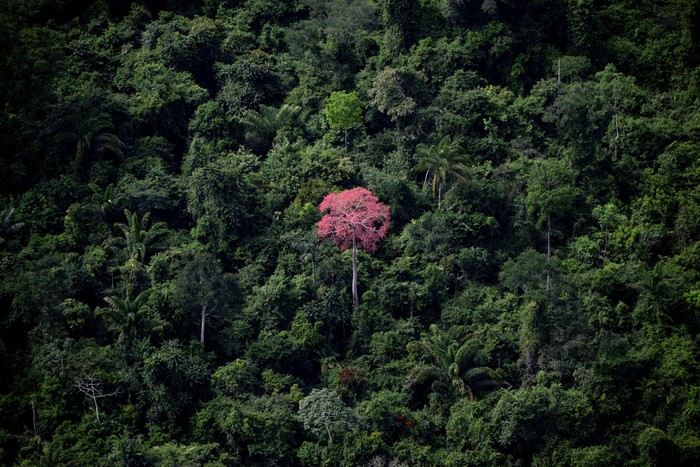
[317,187,390,253]
[325,91,363,131]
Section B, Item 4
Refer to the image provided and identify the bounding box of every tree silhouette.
[172,251,230,349]
[317,187,390,307]
[75,374,118,424]
[412,135,470,207]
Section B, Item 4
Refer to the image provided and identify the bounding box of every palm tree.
[73,111,126,174]
[0,208,24,247]
[412,135,471,207]
[286,230,323,287]
[240,104,301,154]
[100,290,158,355]
[408,324,507,401]
[88,183,128,218]
[111,209,169,264]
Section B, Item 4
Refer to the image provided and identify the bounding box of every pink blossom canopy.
[317,187,390,253]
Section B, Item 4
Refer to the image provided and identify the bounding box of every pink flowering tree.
[317,187,390,307]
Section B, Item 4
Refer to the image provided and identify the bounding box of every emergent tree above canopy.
[317,187,390,306]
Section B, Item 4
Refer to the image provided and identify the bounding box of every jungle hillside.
[1,0,700,465]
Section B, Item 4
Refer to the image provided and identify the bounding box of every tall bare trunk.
[311,258,316,288]
[93,396,101,424]
[546,215,552,292]
[614,105,619,159]
[557,57,561,91]
[31,400,37,434]
[523,346,536,380]
[352,235,359,307]
[200,304,207,349]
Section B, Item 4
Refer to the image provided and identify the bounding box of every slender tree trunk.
[546,215,552,292]
[200,304,207,349]
[604,228,609,254]
[93,394,101,424]
[521,302,538,383]
[614,103,619,159]
[324,415,333,442]
[311,258,316,287]
[352,235,359,307]
[344,128,348,155]
[557,57,561,91]
[31,400,37,435]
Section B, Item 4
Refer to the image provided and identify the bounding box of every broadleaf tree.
[325,91,363,155]
[317,187,390,307]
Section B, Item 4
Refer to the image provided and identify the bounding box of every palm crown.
[412,135,471,207]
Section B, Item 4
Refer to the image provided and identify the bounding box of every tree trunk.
[557,56,561,91]
[344,128,348,155]
[324,415,333,442]
[546,215,552,292]
[523,345,536,382]
[614,106,619,159]
[31,400,37,435]
[200,304,207,349]
[93,394,101,424]
[352,235,359,307]
[311,258,316,288]
[604,228,609,254]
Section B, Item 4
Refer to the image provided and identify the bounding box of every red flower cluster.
[317,187,390,253]
[395,414,415,436]
[338,367,366,388]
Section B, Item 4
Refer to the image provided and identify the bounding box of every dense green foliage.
[1,0,699,465]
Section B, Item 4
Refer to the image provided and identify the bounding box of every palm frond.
[72,112,125,174]
[0,208,24,245]
[407,363,444,386]
[240,104,301,151]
